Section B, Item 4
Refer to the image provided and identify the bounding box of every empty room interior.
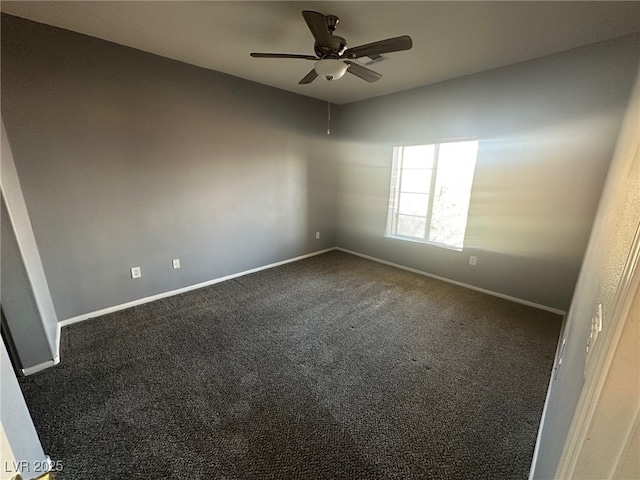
[1,2,639,479]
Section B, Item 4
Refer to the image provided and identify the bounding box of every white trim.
[20,356,60,376]
[59,248,337,328]
[336,247,566,315]
[58,245,565,354]
[55,323,62,360]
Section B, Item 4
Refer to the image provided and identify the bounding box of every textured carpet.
[19,251,561,479]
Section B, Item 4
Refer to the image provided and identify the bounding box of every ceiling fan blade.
[344,35,413,59]
[345,61,382,83]
[302,10,332,48]
[250,53,317,60]
[298,69,318,85]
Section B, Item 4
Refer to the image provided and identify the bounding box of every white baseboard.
[59,247,337,329]
[56,245,564,364]
[336,247,566,316]
[21,355,60,376]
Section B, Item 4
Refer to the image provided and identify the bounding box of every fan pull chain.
[327,80,331,135]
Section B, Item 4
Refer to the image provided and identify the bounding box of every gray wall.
[1,14,337,321]
[335,33,640,311]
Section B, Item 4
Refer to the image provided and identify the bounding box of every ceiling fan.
[250,10,413,84]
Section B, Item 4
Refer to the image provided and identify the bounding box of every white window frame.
[385,138,478,251]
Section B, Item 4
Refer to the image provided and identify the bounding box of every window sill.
[384,234,463,252]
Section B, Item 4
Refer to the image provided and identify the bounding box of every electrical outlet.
[469,255,477,266]
[316,231,320,240]
[131,267,141,279]
[172,259,181,269]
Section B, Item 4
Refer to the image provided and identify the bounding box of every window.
[385,139,478,250]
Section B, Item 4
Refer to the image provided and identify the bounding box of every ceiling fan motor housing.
[314,35,347,59]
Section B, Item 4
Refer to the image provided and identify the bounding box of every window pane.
[395,214,426,238]
[429,140,478,248]
[402,144,436,169]
[398,193,429,216]
[387,139,478,250]
[400,168,433,193]
[438,141,479,172]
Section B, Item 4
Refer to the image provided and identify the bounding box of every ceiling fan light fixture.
[314,59,347,81]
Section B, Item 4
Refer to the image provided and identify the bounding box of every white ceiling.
[2,1,639,104]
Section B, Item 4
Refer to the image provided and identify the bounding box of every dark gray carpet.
[19,251,561,479]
